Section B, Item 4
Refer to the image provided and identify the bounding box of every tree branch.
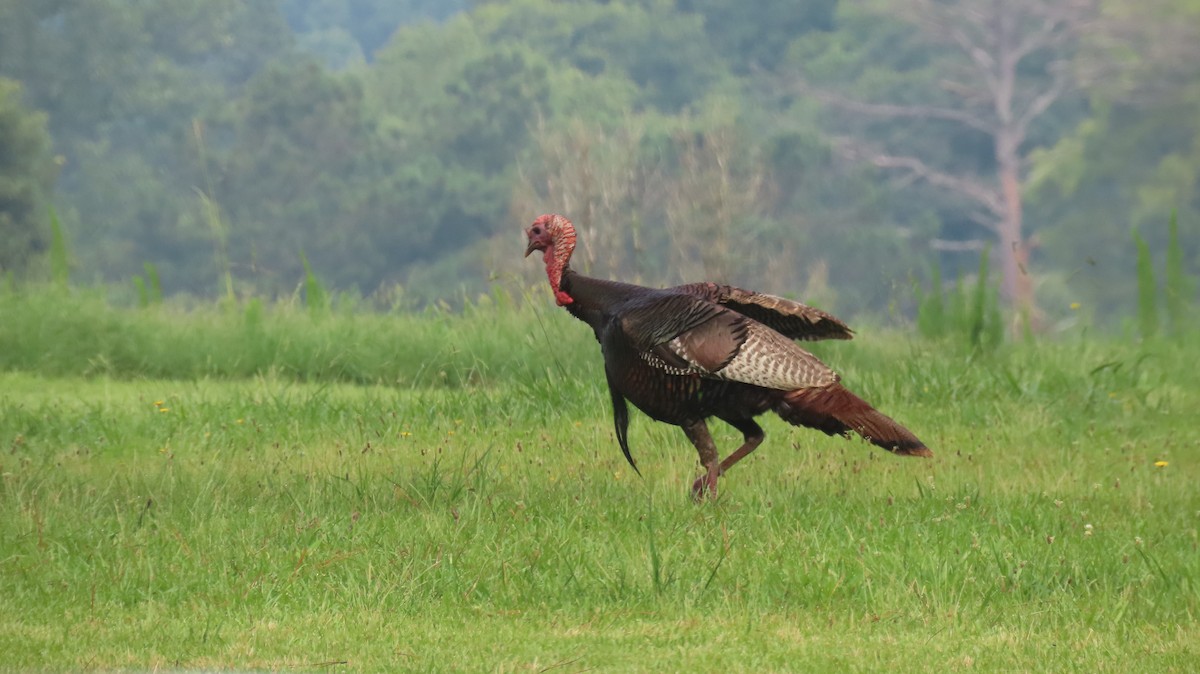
[836,139,1005,220]
[1015,60,1071,136]
[900,0,1000,92]
[796,83,996,134]
[965,208,1001,232]
[1012,15,1063,63]
[931,238,989,252]
[947,27,1000,95]
[872,155,1005,218]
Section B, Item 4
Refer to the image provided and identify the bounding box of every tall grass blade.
[47,206,69,288]
[133,274,148,308]
[193,120,235,304]
[916,260,945,339]
[1164,212,1191,336]
[1132,227,1158,339]
[969,245,991,348]
[144,262,162,305]
[301,251,328,319]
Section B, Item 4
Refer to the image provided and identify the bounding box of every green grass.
[0,284,584,386]
[1,289,1198,671]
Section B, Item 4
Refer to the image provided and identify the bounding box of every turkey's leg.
[682,420,720,500]
[717,418,764,475]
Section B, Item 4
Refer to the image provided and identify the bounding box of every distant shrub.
[914,247,1002,350]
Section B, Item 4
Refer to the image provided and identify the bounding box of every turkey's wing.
[675,282,853,342]
[614,292,838,391]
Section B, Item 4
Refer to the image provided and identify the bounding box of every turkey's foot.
[690,466,720,501]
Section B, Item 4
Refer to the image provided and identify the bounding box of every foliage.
[0,78,56,276]
[0,0,298,292]
[679,0,836,72]
[132,262,163,308]
[1027,0,1200,322]
[282,0,466,66]
[213,58,391,293]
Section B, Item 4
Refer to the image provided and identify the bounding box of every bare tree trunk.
[993,8,1031,328]
[794,0,1095,331]
[996,140,1031,322]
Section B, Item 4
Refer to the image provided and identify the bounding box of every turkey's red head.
[525,213,576,306]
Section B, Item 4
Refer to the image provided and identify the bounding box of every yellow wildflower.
[1070,302,1081,310]
[1154,460,1168,468]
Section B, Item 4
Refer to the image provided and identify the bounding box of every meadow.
[1,287,1197,672]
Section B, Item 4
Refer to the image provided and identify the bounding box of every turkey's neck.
[560,268,645,328]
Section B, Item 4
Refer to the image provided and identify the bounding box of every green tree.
[364,0,736,299]
[0,78,56,275]
[678,0,836,72]
[282,0,466,63]
[465,0,726,112]
[1028,0,1200,320]
[1,1,292,143]
[0,0,296,291]
[214,60,384,292]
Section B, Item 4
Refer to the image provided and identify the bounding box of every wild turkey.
[524,213,931,499]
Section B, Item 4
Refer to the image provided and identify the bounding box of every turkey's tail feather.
[776,383,932,457]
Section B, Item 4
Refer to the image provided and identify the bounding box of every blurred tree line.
[0,0,1195,325]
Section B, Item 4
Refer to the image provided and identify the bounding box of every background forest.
[1,0,1197,326]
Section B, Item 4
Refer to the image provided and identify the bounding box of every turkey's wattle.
[524,213,931,500]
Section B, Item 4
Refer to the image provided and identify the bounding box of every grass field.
[1,289,1198,671]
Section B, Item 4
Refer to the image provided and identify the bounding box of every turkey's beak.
[524,237,539,258]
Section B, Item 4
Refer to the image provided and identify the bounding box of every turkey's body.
[563,274,776,424]
[609,356,776,428]
[525,213,930,499]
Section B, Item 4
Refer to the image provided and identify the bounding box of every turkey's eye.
[532,226,542,235]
